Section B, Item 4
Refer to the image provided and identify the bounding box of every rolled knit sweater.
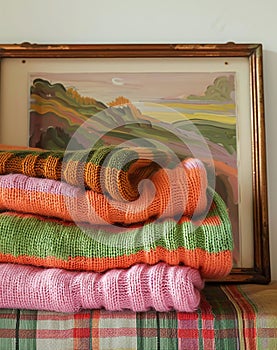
[0,157,208,224]
[0,146,198,202]
[0,189,233,279]
[0,262,204,312]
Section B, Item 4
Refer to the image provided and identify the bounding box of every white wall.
[0,0,276,280]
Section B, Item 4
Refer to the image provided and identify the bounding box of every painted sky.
[30,72,235,105]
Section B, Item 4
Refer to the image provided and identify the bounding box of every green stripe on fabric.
[237,284,258,348]
[136,312,159,350]
[63,146,115,166]
[98,311,137,350]
[224,285,258,350]
[89,310,93,350]
[204,285,239,350]
[0,190,232,261]
[0,145,175,170]
[197,309,204,350]
[136,312,178,350]
[0,213,231,258]
[103,148,139,171]
[0,309,18,350]
[237,285,258,313]
[18,310,38,350]
[158,312,178,350]
[8,150,63,160]
[15,310,20,350]
[0,337,16,350]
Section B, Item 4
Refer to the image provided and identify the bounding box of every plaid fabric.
[0,283,276,350]
[178,283,277,350]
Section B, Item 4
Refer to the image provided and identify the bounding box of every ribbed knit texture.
[0,262,204,312]
[0,146,195,201]
[0,188,233,279]
[0,144,233,313]
[0,157,207,224]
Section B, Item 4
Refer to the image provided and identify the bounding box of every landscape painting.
[29,72,239,265]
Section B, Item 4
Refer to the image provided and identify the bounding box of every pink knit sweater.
[0,263,204,312]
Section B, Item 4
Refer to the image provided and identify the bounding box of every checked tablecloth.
[0,283,276,350]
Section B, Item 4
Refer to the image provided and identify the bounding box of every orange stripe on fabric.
[225,285,257,349]
[0,149,208,207]
[0,248,232,279]
[0,173,208,224]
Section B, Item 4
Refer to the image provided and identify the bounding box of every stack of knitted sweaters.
[0,144,233,313]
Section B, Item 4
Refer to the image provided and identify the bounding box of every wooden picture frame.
[0,42,270,283]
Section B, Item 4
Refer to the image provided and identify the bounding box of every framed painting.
[0,43,270,283]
